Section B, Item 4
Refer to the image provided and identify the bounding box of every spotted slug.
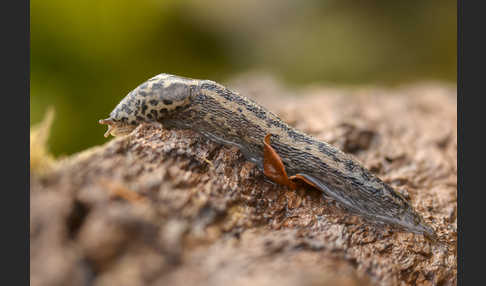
[99,73,435,238]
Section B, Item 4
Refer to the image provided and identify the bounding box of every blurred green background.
[31,0,456,156]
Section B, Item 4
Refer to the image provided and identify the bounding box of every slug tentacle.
[100,73,436,238]
[98,118,114,138]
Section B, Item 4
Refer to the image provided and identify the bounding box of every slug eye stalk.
[99,118,137,138]
[98,118,115,138]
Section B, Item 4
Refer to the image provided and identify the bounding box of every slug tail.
[293,173,437,238]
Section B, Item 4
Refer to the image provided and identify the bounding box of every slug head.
[99,74,196,137]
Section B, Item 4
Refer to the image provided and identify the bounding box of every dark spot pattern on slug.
[150,109,158,120]
[244,104,267,120]
[345,159,356,172]
[359,167,371,181]
[200,82,269,121]
[141,103,148,115]
[139,82,148,90]
[163,82,191,102]
[159,108,168,116]
[317,142,342,163]
[163,99,173,105]
[149,100,158,106]
[266,117,289,131]
[237,107,243,113]
[286,130,309,143]
[121,104,133,115]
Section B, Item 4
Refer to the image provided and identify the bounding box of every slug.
[99,73,435,238]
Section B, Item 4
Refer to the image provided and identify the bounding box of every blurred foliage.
[31,0,456,156]
[30,107,55,175]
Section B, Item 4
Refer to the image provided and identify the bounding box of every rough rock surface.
[30,75,457,286]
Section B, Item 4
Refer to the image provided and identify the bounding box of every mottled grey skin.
[100,73,436,238]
